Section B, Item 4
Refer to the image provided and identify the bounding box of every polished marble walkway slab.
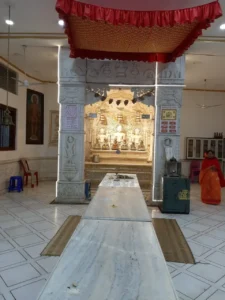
[83,186,151,221]
[99,173,140,188]
[38,219,179,300]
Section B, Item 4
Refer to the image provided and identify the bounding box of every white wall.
[0,59,59,161]
[180,90,225,160]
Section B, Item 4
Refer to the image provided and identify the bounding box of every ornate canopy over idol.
[56,0,222,63]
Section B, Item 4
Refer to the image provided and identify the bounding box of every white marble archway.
[55,47,185,203]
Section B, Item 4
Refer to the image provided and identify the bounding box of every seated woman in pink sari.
[199,150,225,205]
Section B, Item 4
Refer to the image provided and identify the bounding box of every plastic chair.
[189,160,201,183]
[8,176,23,192]
[20,159,38,188]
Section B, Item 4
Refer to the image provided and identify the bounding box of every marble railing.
[0,157,58,194]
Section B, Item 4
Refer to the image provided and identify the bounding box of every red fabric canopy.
[56,0,222,63]
[75,0,215,12]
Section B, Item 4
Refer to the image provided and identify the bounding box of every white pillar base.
[55,181,85,204]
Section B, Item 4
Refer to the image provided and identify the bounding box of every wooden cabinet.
[186,138,223,160]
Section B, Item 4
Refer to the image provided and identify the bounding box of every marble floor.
[0,183,225,299]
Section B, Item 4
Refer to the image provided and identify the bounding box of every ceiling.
[0,0,225,89]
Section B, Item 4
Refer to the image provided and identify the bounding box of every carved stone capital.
[59,84,86,104]
[59,48,86,84]
[157,56,185,85]
[86,60,156,84]
[156,87,183,107]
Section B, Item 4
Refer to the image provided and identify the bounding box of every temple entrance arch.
[56,47,185,203]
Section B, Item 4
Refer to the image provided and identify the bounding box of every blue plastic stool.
[8,176,23,193]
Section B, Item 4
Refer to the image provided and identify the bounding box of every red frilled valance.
[56,0,222,63]
[56,0,222,27]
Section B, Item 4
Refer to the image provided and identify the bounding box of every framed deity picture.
[26,89,44,144]
[49,110,59,146]
[161,108,177,120]
[160,107,177,134]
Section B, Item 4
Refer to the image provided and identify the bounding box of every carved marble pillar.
[56,48,87,203]
[153,57,185,200]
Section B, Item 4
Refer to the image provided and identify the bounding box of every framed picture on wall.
[26,89,44,145]
[161,108,177,120]
[160,107,177,134]
[49,110,59,146]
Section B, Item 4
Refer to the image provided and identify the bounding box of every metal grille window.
[0,104,16,150]
[0,63,18,95]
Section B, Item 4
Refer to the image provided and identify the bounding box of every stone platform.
[90,150,148,163]
[85,161,152,191]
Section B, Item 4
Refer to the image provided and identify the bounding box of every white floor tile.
[191,210,209,217]
[30,221,56,231]
[208,229,225,240]
[209,215,225,222]
[0,210,7,215]
[181,228,199,238]
[0,219,23,230]
[179,214,200,222]
[35,208,55,215]
[13,234,44,247]
[207,290,225,300]
[0,240,14,253]
[13,210,38,219]
[0,233,5,239]
[5,226,32,237]
[0,251,26,268]
[0,215,14,223]
[0,295,5,300]
[23,215,45,224]
[175,218,189,226]
[11,279,46,300]
[0,264,40,286]
[217,223,225,231]
[8,207,27,214]
[185,222,210,232]
[36,257,59,273]
[24,243,48,259]
[39,228,59,239]
[188,263,225,283]
[187,241,211,257]
[193,235,224,248]
[219,244,225,253]
[205,251,225,267]
[197,218,222,227]
[173,273,210,299]
[167,264,176,274]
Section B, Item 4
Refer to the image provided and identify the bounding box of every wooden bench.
[38,173,179,300]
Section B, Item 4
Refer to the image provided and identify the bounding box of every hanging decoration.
[56,0,222,63]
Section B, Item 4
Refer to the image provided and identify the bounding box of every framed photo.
[161,109,177,120]
[49,110,59,146]
[26,89,44,144]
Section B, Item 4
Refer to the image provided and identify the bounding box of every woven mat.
[42,216,195,264]
[41,216,81,256]
[152,218,195,264]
